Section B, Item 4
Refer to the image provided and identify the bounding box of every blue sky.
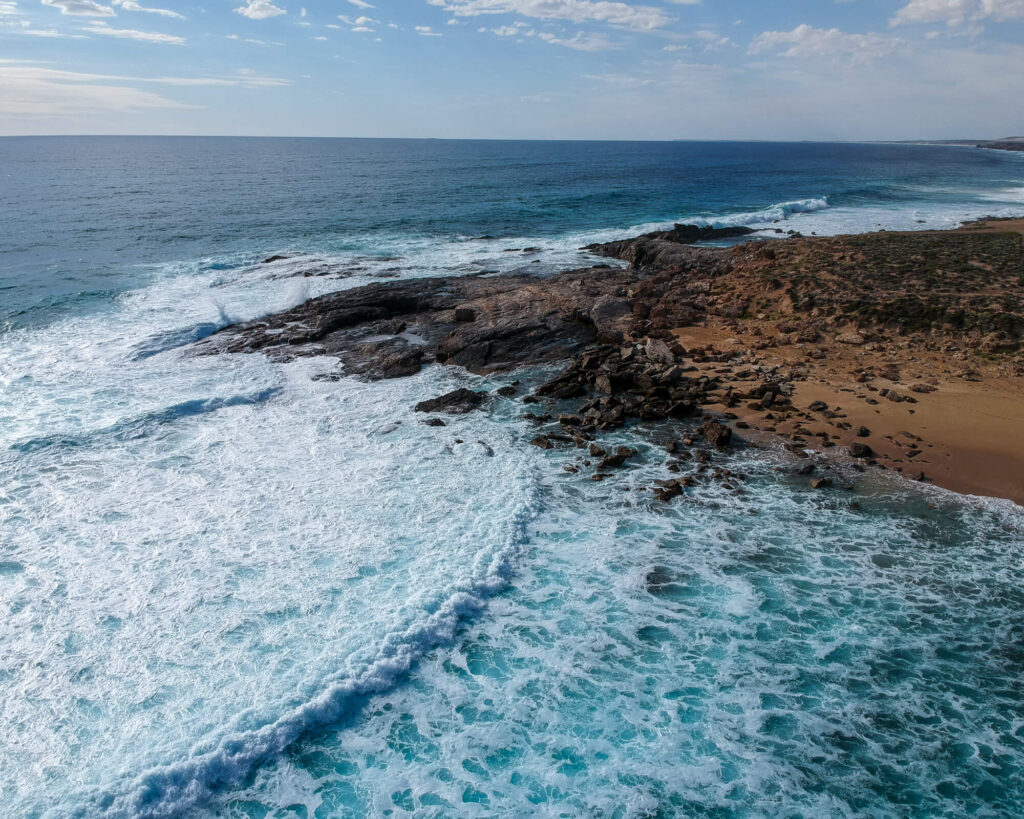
[2,0,1023,138]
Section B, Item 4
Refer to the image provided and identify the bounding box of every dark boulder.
[701,419,733,448]
[598,446,637,469]
[414,388,487,414]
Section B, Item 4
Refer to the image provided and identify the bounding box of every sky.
[1,0,1023,138]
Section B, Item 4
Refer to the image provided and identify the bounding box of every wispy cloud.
[415,24,441,35]
[750,24,904,63]
[82,20,185,42]
[41,0,114,17]
[429,0,673,32]
[23,26,87,35]
[113,0,183,19]
[538,30,613,49]
[0,63,194,118]
[891,0,1024,27]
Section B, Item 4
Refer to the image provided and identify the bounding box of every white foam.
[0,261,541,817]
[199,443,1024,817]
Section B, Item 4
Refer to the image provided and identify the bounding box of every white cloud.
[584,71,653,85]
[41,0,114,16]
[0,64,193,118]
[662,28,732,52]
[538,29,613,49]
[23,26,87,35]
[113,0,183,18]
[750,24,904,62]
[346,0,372,6]
[428,0,672,32]
[234,0,285,20]
[1,0,19,15]
[415,24,441,34]
[492,23,516,34]
[225,33,282,43]
[891,0,1024,25]
[82,20,184,42]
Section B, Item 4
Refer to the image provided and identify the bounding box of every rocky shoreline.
[195,218,1024,504]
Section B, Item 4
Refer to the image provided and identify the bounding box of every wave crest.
[690,197,829,229]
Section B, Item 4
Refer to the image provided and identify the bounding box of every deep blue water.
[1,138,1023,818]
[3,137,1023,329]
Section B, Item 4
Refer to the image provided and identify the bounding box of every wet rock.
[700,419,732,448]
[530,435,554,450]
[414,388,487,414]
[454,307,477,322]
[810,477,832,489]
[856,426,871,437]
[421,417,447,427]
[496,384,518,397]
[653,480,683,502]
[598,446,637,470]
[849,442,873,458]
[808,400,829,412]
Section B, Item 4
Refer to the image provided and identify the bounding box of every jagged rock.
[653,480,683,502]
[856,426,871,437]
[598,446,637,469]
[849,442,874,458]
[454,307,477,322]
[644,338,676,366]
[701,419,732,448]
[421,418,446,427]
[810,477,832,489]
[530,435,554,450]
[836,332,866,345]
[590,296,632,341]
[414,388,487,414]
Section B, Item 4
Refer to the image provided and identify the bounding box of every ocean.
[2,137,1024,818]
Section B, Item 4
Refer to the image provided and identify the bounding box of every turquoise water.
[1,139,1023,817]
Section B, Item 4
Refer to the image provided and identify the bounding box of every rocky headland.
[978,137,1024,153]
[195,218,1024,505]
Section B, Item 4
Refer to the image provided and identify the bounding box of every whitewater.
[3,138,1024,817]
